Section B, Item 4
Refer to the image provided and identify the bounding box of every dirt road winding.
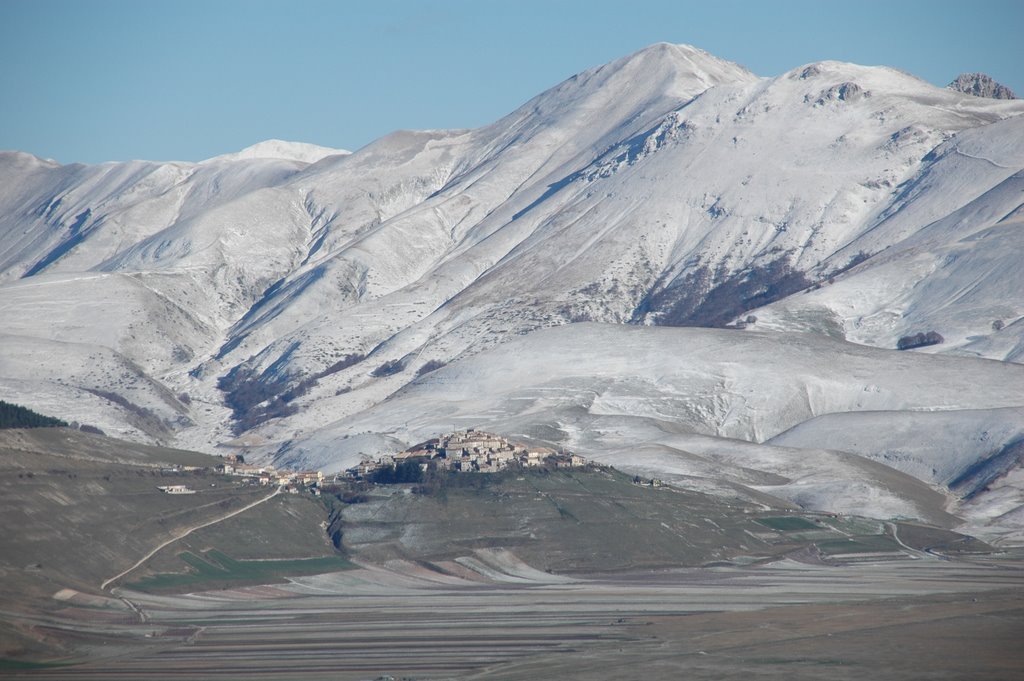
[101,488,281,590]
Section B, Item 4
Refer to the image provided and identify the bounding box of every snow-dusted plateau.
[3,43,1023,541]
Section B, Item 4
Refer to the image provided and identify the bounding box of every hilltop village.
[151,458,325,496]
[347,429,588,480]
[178,430,588,496]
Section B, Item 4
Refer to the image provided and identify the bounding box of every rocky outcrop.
[948,72,1016,100]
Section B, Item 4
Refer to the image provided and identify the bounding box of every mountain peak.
[0,149,60,169]
[475,42,759,174]
[947,72,1016,100]
[630,41,718,61]
[204,139,351,165]
[610,42,757,90]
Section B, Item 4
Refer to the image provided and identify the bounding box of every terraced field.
[7,556,1024,680]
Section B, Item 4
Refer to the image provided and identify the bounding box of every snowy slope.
[264,323,1021,528]
[271,323,1024,454]
[770,407,1024,540]
[0,143,345,282]
[1,44,1023,532]
[744,114,1024,355]
[0,332,190,443]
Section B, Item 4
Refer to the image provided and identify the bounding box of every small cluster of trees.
[219,350,449,434]
[217,367,298,435]
[897,330,944,350]
[287,353,366,399]
[218,353,367,435]
[85,388,166,435]
[368,460,424,484]
[373,357,447,378]
[415,359,447,377]
[0,400,67,429]
[638,260,813,328]
[370,359,405,377]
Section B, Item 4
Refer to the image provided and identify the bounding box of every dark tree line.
[0,401,68,429]
[634,260,813,328]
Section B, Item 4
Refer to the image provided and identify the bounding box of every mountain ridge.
[1,43,1023,538]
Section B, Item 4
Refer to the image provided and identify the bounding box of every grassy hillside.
[125,492,352,593]
[0,428,344,660]
[0,428,344,596]
[339,468,982,573]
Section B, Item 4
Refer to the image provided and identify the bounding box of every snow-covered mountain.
[2,43,1023,538]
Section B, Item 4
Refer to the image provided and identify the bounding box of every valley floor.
[8,554,1024,681]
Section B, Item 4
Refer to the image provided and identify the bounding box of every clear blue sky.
[2,0,1021,164]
